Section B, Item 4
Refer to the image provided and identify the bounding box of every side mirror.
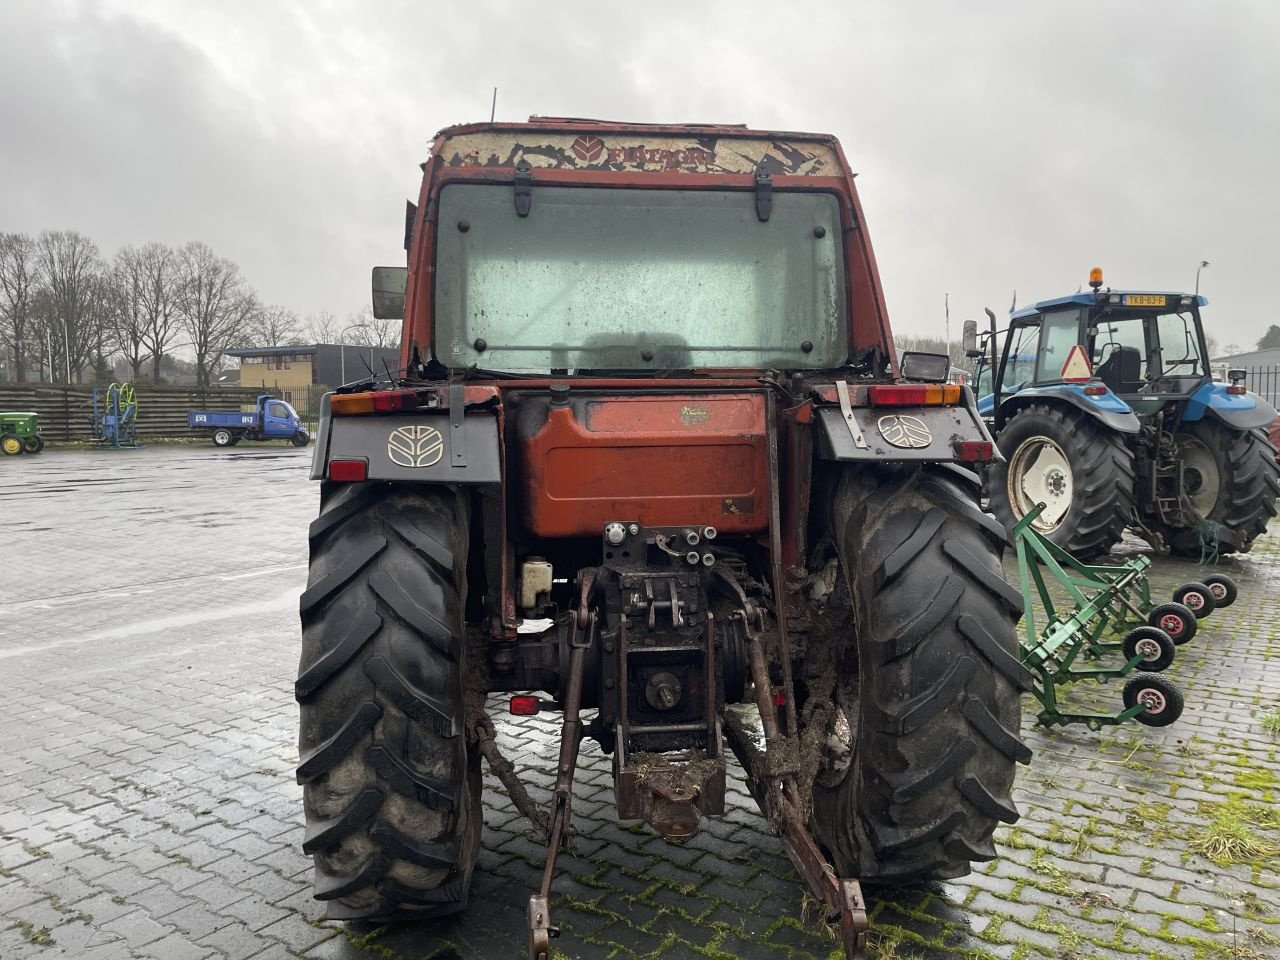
[371,266,407,320]
[962,320,979,357]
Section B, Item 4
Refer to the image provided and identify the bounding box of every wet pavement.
[0,445,1277,960]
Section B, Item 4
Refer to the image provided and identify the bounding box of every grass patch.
[1190,805,1279,866]
[11,920,55,945]
[1260,708,1280,738]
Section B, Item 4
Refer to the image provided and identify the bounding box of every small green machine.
[1013,501,1234,729]
[0,411,44,456]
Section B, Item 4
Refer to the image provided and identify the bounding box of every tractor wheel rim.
[1209,583,1227,600]
[1176,436,1222,517]
[1182,591,1204,610]
[1137,688,1167,714]
[1135,638,1162,660]
[1160,614,1185,635]
[1008,435,1073,531]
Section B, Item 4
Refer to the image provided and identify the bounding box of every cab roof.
[1011,291,1208,321]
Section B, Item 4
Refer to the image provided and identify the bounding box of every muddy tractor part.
[297,118,1028,960]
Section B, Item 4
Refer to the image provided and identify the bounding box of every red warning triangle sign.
[1060,344,1092,383]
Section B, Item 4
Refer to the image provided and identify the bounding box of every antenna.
[944,292,950,354]
[490,87,498,123]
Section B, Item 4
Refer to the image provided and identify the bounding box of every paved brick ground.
[1,446,1277,959]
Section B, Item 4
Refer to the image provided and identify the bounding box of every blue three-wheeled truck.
[188,395,310,448]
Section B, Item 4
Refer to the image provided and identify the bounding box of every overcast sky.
[2,0,1278,353]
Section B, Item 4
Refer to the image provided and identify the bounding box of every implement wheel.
[1121,627,1175,673]
[988,404,1135,560]
[812,463,1031,882]
[1201,573,1237,607]
[1147,602,1197,646]
[296,483,480,919]
[1162,422,1280,557]
[1,434,23,456]
[1123,673,1185,727]
[1172,581,1215,619]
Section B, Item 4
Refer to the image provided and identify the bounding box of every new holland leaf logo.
[387,424,444,467]
[877,415,932,449]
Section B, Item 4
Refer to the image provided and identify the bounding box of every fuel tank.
[511,390,770,537]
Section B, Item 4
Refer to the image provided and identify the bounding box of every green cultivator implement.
[1013,502,1233,730]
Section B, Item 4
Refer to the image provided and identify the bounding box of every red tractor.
[297,119,1028,959]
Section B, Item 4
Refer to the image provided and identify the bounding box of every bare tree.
[0,233,38,381]
[176,242,256,387]
[345,308,400,348]
[135,243,180,383]
[36,230,105,383]
[304,309,339,344]
[107,246,151,379]
[250,305,301,347]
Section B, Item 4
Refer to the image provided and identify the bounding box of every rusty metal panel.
[513,392,770,536]
[438,132,842,177]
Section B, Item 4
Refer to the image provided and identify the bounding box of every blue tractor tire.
[988,403,1135,560]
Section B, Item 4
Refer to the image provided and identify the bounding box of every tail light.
[1083,385,1108,396]
[330,388,420,416]
[509,696,541,716]
[1226,384,1246,395]
[868,384,962,406]
[328,459,368,482]
[953,440,995,462]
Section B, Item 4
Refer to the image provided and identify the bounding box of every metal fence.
[0,384,270,442]
[1243,365,1280,409]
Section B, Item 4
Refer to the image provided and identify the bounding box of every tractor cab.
[980,277,1212,431]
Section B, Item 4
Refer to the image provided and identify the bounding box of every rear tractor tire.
[988,404,1135,560]
[1162,421,1280,558]
[1,434,23,456]
[811,463,1032,883]
[296,482,481,920]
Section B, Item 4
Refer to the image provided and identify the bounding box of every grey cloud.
[2,0,1277,347]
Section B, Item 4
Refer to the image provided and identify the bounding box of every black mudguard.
[309,393,500,483]
[1000,387,1141,435]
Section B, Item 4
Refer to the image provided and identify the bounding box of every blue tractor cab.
[969,270,1280,559]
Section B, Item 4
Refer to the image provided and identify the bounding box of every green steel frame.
[1013,504,1160,729]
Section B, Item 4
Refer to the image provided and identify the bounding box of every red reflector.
[870,385,926,406]
[772,690,786,707]
[328,459,368,482]
[1083,385,1108,396]
[953,440,994,462]
[371,389,419,412]
[1226,384,1246,395]
[509,696,540,716]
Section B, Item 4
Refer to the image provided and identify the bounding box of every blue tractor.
[968,269,1280,560]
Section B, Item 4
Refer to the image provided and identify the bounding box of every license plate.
[1125,294,1166,306]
